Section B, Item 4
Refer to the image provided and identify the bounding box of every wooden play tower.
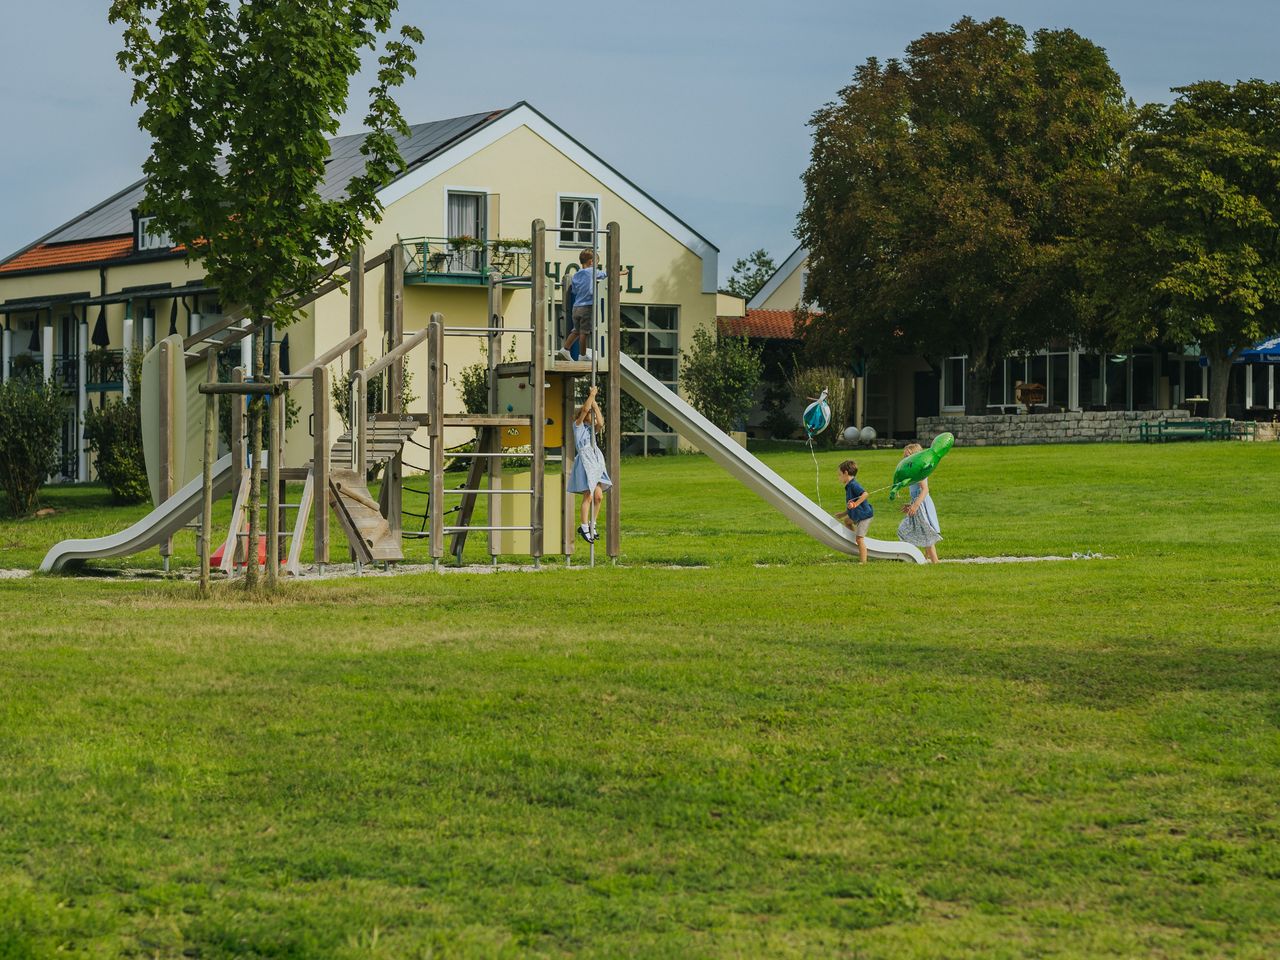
[193,219,623,581]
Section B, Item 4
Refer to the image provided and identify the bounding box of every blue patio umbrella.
[1236,335,1280,364]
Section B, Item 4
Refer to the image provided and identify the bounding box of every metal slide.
[40,455,234,572]
[618,354,925,564]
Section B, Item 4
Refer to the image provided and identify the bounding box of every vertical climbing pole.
[384,242,405,549]
[486,268,503,562]
[312,365,330,571]
[427,313,445,567]
[606,221,622,560]
[561,368,576,564]
[530,220,547,566]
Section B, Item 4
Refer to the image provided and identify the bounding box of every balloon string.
[807,434,822,507]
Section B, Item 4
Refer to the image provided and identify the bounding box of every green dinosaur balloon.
[888,432,954,500]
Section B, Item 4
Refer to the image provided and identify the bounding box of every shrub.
[83,352,147,504]
[457,360,488,414]
[329,359,417,431]
[679,328,763,433]
[0,374,64,516]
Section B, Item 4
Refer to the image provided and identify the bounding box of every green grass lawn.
[1,442,1278,957]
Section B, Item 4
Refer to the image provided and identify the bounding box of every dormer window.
[136,215,172,252]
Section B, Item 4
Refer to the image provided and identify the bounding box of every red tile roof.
[0,236,139,273]
[718,308,807,340]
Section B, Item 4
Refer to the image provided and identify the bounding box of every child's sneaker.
[589,523,598,542]
[582,349,594,361]
[578,523,594,543]
[556,348,573,361]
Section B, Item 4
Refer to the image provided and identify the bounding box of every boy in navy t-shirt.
[835,459,873,564]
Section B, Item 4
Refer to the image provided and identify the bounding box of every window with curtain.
[446,192,485,271]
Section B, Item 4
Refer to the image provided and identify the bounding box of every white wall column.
[1269,366,1275,409]
[1,326,10,383]
[1245,364,1254,409]
[121,309,134,400]
[41,323,53,382]
[1201,363,1209,398]
[77,320,89,482]
[1068,349,1079,411]
[142,311,155,351]
[242,319,254,376]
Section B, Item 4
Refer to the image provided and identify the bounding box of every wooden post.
[157,337,173,568]
[349,243,365,374]
[428,314,445,563]
[267,342,281,589]
[530,220,546,563]
[562,372,576,560]
[385,243,404,548]
[313,366,330,568]
[200,351,217,597]
[605,221,621,559]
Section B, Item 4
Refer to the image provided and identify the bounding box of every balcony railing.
[87,349,125,391]
[401,237,532,286]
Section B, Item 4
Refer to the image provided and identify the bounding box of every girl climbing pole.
[569,384,611,544]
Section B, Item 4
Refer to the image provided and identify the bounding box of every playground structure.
[40,220,925,574]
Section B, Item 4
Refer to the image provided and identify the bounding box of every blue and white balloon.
[802,389,831,439]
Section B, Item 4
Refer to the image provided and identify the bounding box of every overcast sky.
[1,1,1277,282]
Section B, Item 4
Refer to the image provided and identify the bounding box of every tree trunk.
[1208,348,1234,420]
[244,317,263,591]
[965,348,996,416]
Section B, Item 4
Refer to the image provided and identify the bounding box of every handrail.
[286,329,367,381]
[361,324,431,381]
[182,248,392,352]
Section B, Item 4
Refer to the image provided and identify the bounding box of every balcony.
[87,349,125,392]
[401,237,532,287]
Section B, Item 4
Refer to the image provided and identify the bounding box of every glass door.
[446,192,485,272]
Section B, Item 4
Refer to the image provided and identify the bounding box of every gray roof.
[38,109,502,247]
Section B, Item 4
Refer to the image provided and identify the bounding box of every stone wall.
[916,409,1191,446]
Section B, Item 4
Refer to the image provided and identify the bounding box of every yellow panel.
[496,471,562,555]
[495,370,564,448]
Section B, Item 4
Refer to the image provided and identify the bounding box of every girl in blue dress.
[896,442,942,563]
[568,384,611,543]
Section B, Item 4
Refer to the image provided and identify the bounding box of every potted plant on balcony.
[447,235,484,272]
[488,237,531,275]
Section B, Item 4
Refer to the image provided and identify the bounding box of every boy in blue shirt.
[834,459,873,563]
[557,249,610,361]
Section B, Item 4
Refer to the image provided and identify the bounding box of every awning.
[1236,335,1280,364]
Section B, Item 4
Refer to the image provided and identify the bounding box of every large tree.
[1120,81,1280,418]
[110,0,422,588]
[797,17,1130,412]
[724,249,777,301]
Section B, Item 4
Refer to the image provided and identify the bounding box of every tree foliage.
[1118,81,1280,417]
[680,328,763,433]
[109,0,423,331]
[797,17,1131,412]
[0,375,64,517]
[724,249,777,301]
[109,0,421,588]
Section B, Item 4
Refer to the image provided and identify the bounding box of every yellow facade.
[0,106,718,471]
